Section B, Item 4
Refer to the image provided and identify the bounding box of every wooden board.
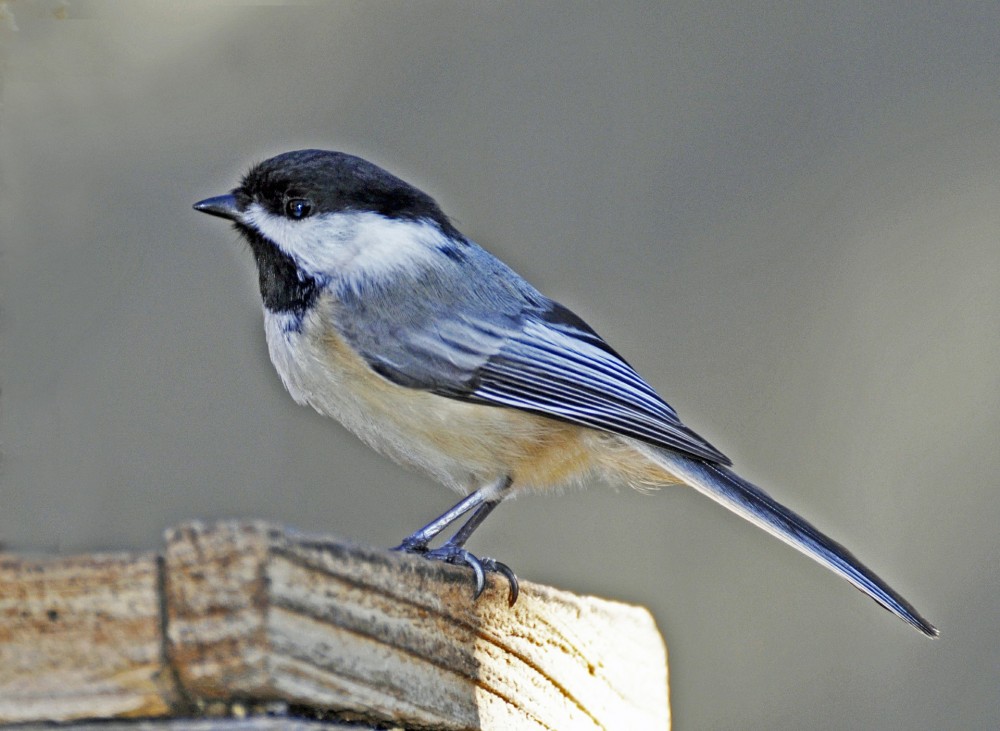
[1,521,669,729]
[0,550,177,721]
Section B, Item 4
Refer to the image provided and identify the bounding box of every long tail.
[645,447,938,637]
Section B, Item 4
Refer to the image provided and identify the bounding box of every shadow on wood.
[0,521,669,729]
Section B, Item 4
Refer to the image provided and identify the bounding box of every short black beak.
[193,194,241,221]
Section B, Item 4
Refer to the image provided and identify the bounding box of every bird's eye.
[284,198,312,219]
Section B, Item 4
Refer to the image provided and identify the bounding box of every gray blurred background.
[2,1,998,728]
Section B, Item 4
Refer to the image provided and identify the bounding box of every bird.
[193,148,937,637]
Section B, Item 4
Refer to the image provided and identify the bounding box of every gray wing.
[335,258,730,465]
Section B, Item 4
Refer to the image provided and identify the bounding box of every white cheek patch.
[243,204,445,281]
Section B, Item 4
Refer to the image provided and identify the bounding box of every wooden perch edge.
[0,521,669,729]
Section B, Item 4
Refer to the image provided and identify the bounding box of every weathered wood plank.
[0,551,178,723]
[9,719,364,731]
[1,520,670,729]
[164,521,669,730]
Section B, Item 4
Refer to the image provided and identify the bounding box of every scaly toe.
[421,544,487,598]
[391,538,428,554]
[407,544,519,603]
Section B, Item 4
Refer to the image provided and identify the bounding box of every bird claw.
[480,557,520,606]
[395,542,519,606]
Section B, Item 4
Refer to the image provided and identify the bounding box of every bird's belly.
[263,309,598,493]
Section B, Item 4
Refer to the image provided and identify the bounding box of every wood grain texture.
[1,520,670,729]
[0,551,177,723]
[8,719,365,731]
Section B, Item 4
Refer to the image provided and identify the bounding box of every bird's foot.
[393,541,519,606]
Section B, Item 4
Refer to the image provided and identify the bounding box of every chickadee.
[194,149,936,636]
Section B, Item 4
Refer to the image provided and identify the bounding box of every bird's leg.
[393,476,519,605]
[441,498,502,549]
[392,488,489,553]
[433,495,520,603]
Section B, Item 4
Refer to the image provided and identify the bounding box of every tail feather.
[647,448,938,637]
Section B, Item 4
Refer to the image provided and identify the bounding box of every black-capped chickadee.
[194,149,936,636]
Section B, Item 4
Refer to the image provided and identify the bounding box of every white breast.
[262,302,527,493]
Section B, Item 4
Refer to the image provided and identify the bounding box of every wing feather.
[462,313,731,464]
[335,257,729,465]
